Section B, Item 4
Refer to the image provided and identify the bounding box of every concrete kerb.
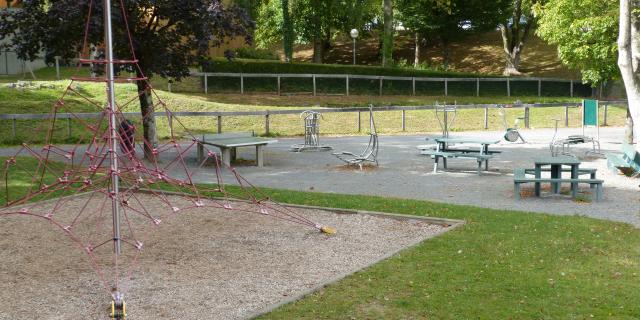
[246,213,463,320]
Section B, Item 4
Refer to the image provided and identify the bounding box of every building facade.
[0,0,47,76]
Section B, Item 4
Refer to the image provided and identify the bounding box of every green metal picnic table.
[430,137,501,155]
[534,156,581,196]
[419,137,501,174]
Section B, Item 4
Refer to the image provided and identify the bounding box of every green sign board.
[583,99,598,126]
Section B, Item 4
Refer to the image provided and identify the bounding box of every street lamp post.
[350,29,359,65]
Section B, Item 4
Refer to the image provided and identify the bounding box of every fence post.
[265,113,270,135]
[538,79,542,97]
[564,106,569,127]
[277,76,281,96]
[12,117,16,139]
[603,104,608,126]
[240,74,244,94]
[379,76,383,96]
[67,117,72,139]
[168,81,172,93]
[55,56,61,80]
[313,74,316,96]
[346,75,349,96]
[476,78,480,97]
[168,114,173,137]
[402,109,406,131]
[412,77,416,96]
[217,115,222,133]
[570,80,574,98]
[507,78,511,97]
[204,73,208,94]
[444,79,448,96]
[357,111,361,133]
[524,106,530,128]
[484,107,488,129]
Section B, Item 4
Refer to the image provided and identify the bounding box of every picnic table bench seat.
[606,142,640,177]
[513,168,603,201]
[417,145,502,155]
[523,167,597,179]
[420,149,494,175]
[196,131,277,167]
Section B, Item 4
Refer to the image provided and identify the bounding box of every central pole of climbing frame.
[103,0,121,256]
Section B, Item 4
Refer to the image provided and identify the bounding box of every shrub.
[234,47,280,61]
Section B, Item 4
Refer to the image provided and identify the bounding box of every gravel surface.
[0,194,449,319]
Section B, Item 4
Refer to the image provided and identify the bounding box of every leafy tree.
[534,0,619,85]
[499,0,543,75]
[0,0,254,159]
[234,0,260,20]
[381,0,393,67]
[397,0,510,68]
[617,0,639,147]
[281,0,294,62]
[255,0,377,63]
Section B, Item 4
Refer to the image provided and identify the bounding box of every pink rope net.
[0,0,330,313]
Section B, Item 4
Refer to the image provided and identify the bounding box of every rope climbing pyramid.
[0,0,334,318]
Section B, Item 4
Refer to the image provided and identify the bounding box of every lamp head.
[350,29,359,39]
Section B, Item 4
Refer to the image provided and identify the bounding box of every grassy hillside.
[0,81,627,145]
[292,31,578,79]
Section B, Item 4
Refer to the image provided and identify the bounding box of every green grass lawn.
[3,156,639,318]
[0,76,628,146]
[257,190,640,319]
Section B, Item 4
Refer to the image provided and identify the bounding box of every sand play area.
[0,193,455,319]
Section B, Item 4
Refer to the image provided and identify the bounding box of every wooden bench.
[420,149,493,175]
[513,168,603,201]
[196,132,277,167]
[606,142,640,177]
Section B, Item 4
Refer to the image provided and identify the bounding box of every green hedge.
[200,58,592,98]
[203,58,484,78]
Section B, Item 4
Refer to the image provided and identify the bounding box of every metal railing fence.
[0,101,627,140]
[184,72,594,98]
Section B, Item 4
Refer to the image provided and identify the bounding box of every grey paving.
[2,127,638,226]
[177,127,639,226]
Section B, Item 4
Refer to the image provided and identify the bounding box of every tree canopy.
[535,0,619,84]
[0,0,254,159]
[396,0,510,67]
[254,0,378,63]
[0,0,254,79]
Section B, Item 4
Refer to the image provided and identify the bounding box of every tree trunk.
[382,0,393,67]
[501,23,523,76]
[625,108,634,144]
[414,31,420,68]
[310,0,323,64]
[440,37,450,69]
[617,0,639,149]
[312,38,323,63]
[136,78,158,160]
[499,0,532,76]
[281,0,293,62]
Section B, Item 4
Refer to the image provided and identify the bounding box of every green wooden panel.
[583,99,598,126]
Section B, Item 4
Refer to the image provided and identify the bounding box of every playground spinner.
[0,0,334,318]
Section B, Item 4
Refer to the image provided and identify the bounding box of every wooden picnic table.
[533,156,581,196]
